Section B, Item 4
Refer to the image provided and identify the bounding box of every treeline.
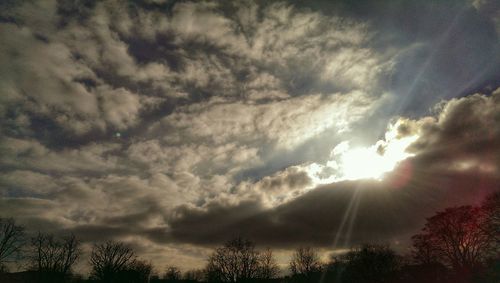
[0,229,153,283]
[0,192,498,283]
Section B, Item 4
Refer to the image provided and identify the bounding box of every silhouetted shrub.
[337,244,400,283]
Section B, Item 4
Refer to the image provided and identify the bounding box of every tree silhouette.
[0,218,24,269]
[183,268,205,281]
[123,259,153,283]
[257,248,279,279]
[481,191,500,249]
[411,233,440,265]
[89,240,136,283]
[289,247,321,277]
[164,266,181,281]
[206,237,273,282]
[337,244,400,283]
[29,232,81,283]
[411,205,493,272]
[0,193,496,283]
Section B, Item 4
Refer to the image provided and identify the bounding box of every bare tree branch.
[289,247,321,276]
[0,218,25,265]
[89,240,136,282]
[29,232,81,283]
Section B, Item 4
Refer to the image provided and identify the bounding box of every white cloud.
[152,91,374,149]
[0,138,121,173]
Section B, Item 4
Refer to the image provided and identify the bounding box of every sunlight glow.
[304,120,418,184]
[339,131,417,181]
[341,145,404,180]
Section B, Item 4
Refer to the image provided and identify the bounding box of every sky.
[1,0,500,273]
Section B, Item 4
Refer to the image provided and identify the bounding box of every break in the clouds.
[0,0,499,271]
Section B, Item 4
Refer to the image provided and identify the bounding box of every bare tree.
[411,233,440,265]
[289,247,321,276]
[89,240,136,283]
[481,191,500,247]
[30,232,81,283]
[258,248,280,279]
[206,237,261,282]
[184,268,205,281]
[411,206,492,271]
[164,266,181,281]
[0,218,24,267]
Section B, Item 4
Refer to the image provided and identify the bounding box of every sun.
[304,121,418,184]
[338,136,417,180]
[340,147,394,180]
[340,148,387,180]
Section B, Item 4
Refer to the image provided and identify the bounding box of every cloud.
[165,90,500,249]
[0,138,121,174]
[164,180,406,247]
[151,91,374,149]
[127,139,262,177]
[0,21,155,135]
[4,89,496,262]
[0,0,176,137]
[0,170,59,197]
[236,166,313,207]
[405,88,500,175]
[0,0,393,142]
[167,161,500,249]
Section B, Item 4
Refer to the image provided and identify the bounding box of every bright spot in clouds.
[338,140,413,180]
[306,120,418,184]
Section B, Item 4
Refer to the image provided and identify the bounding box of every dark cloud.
[167,166,500,248]
[167,163,500,250]
[407,88,500,171]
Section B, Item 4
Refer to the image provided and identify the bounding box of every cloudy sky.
[1,0,500,272]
